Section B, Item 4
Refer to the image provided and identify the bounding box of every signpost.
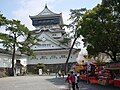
[39,69,42,75]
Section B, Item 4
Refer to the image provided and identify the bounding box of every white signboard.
[16,68,20,74]
[39,69,42,75]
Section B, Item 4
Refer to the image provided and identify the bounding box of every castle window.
[60,55,66,58]
[52,33,57,36]
[39,44,51,47]
[40,56,47,59]
[50,55,57,59]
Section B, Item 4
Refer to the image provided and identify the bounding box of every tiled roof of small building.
[0,48,12,55]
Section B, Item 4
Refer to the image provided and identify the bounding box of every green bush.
[0,71,7,78]
[36,63,47,73]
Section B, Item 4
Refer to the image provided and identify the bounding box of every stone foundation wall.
[27,62,76,74]
[0,68,12,77]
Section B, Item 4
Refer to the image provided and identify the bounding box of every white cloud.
[62,11,71,24]
[12,0,66,30]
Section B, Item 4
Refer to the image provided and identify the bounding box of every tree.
[77,0,120,62]
[64,8,87,74]
[36,63,46,73]
[19,30,38,56]
[0,16,37,76]
[0,14,7,26]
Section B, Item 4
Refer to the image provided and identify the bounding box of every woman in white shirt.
[75,74,79,90]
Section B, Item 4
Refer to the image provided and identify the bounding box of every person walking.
[69,71,75,90]
[61,70,65,78]
[58,70,61,77]
[75,74,79,90]
[65,74,71,90]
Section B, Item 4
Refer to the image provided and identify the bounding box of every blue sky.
[0,0,102,59]
[0,0,101,29]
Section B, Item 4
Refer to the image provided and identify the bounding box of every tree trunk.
[11,35,16,76]
[64,37,77,74]
[11,43,16,76]
[112,52,117,62]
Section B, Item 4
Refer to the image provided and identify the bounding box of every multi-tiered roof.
[29,5,63,27]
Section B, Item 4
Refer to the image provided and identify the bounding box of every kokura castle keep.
[0,5,79,75]
[27,5,79,73]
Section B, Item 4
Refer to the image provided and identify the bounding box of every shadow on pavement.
[46,77,120,90]
[46,77,66,86]
[78,81,120,90]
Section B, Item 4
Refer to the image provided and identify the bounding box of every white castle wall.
[27,53,77,64]
[31,32,66,50]
[0,53,12,68]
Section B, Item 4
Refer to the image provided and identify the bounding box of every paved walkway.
[44,76,120,90]
[0,75,64,90]
[0,75,120,90]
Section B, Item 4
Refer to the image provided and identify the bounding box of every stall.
[98,62,120,87]
[75,61,120,87]
[74,63,88,81]
[114,79,120,87]
[89,77,98,84]
[75,62,98,84]
[88,63,98,84]
[97,68,112,85]
[105,63,120,87]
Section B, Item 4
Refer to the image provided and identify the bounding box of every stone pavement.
[77,81,120,90]
[0,75,120,90]
[0,75,67,90]
[43,76,120,90]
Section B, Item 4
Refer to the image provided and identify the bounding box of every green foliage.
[60,37,70,45]
[75,0,120,62]
[0,19,37,56]
[19,31,38,56]
[64,8,87,74]
[70,8,87,23]
[0,14,7,26]
[36,63,46,73]
[0,71,7,78]
[69,8,87,38]
[0,14,38,75]
[36,63,46,69]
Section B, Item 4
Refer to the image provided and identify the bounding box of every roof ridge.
[29,5,62,21]
[44,32,68,48]
[37,5,59,16]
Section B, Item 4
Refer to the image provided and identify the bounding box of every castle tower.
[27,5,78,73]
